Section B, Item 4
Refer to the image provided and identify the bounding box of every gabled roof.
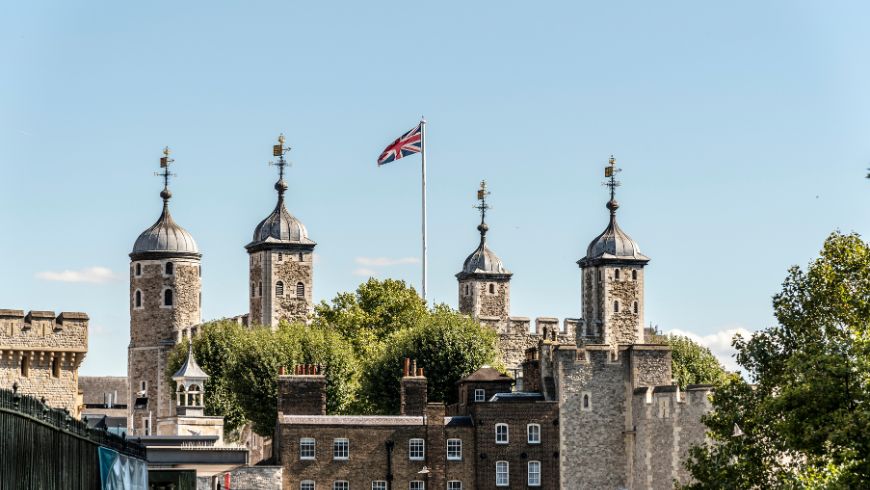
[456,366,514,384]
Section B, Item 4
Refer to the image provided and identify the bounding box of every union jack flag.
[377,123,422,166]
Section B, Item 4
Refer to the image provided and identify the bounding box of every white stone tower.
[128,147,202,435]
[576,156,649,346]
[245,134,316,327]
[456,180,512,323]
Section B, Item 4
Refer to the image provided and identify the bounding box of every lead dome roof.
[578,198,649,264]
[131,188,199,256]
[247,179,315,248]
[457,222,512,277]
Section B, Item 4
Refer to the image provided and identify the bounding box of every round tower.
[456,180,512,323]
[128,148,202,435]
[245,134,316,328]
[576,156,649,346]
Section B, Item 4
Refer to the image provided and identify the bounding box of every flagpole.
[421,118,427,302]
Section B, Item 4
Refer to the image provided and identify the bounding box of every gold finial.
[609,155,615,166]
[164,146,170,156]
[278,133,285,144]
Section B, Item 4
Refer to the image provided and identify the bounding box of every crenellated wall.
[488,317,577,379]
[0,309,88,415]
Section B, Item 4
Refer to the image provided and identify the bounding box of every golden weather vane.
[268,133,293,180]
[602,155,622,200]
[472,180,493,223]
[154,146,177,187]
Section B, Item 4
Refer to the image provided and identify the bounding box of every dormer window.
[165,262,174,275]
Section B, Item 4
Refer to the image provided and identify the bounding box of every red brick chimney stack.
[400,360,428,416]
[278,363,327,415]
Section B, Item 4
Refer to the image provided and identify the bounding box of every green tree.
[665,334,729,389]
[313,278,428,355]
[225,322,359,437]
[165,319,248,433]
[360,304,504,415]
[680,232,870,489]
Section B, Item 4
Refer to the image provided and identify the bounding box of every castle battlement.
[0,309,89,415]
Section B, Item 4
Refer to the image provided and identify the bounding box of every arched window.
[251,283,256,298]
[258,282,262,297]
[614,300,619,313]
[297,282,305,297]
[632,270,637,280]
[489,284,495,294]
[583,394,589,408]
[135,263,141,276]
[164,289,173,306]
[276,281,284,296]
[135,291,142,308]
[615,269,620,280]
[165,262,174,275]
[633,302,638,314]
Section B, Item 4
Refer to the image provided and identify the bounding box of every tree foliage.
[360,304,503,414]
[680,231,870,489]
[166,279,503,436]
[665,334,729,389]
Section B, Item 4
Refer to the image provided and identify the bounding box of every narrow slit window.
[164,289,173,306]
[297,282,305,298]
[276,281,284,296]
[258,282,262,297]
[165,262,173,275]
[21,356,29,377]
[632,270,637,280]
[583,394,590,408]
[135,263,141,276]
[614,300,619,313]
[278,252,283,262]
[52,357,61,378]
[634,302,638,314]
[251,283,256,298]
[135,291,142,308]
[615,269,620,280]
[489,284,495,294]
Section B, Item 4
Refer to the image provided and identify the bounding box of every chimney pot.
[279,366,285,375]
[294,365,300,375]
[417,368,423,377]
[404,358,410,377]
[411,359,417,375]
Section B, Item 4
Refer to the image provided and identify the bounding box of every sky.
[2,1,869,376]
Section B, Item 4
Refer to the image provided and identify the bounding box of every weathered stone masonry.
[0,309,88,415]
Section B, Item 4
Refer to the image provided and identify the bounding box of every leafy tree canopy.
[664,334,729,389]
[680,231,870,489]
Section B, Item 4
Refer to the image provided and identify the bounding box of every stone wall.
[130,259,201,345]
[495,317,575,378]
[0,310,88,415]
[457,277,510,323]
[220,466,283,490]
[249,256,264,326]
[631,386,713,490]
[273,251,313,325]
[580,265,646,348]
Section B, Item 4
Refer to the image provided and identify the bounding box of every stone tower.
[576,158,649,346]
[456,180,512,323]
[245,135,316,327]
[128,148,201,435]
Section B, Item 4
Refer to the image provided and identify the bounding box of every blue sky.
[2,1,869,375]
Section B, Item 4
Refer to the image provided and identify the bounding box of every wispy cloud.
[666,324,754,373]
[18,130,35,136]
[351,267,378,277]
[355,257,421,267]
[313,253,324,264]
[35,267,124,284]
[90,324,115,336]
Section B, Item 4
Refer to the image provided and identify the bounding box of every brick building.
[277,361,559,490]
[0,309,89,416]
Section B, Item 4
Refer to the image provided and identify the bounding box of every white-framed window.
[372,482,386,490]
[301,482,315,490]
[495,423,509,444]
[409,439,424,460]
[300,438,315,459]
[409,482,424,490]
[474,389,485,402]
[334,482,348,490]
[528,461,541,486]
[527,424,541,444]
[334,438,349,459]
[447,482,461,490]
[447,439,462,460]
[496,461,509,486]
